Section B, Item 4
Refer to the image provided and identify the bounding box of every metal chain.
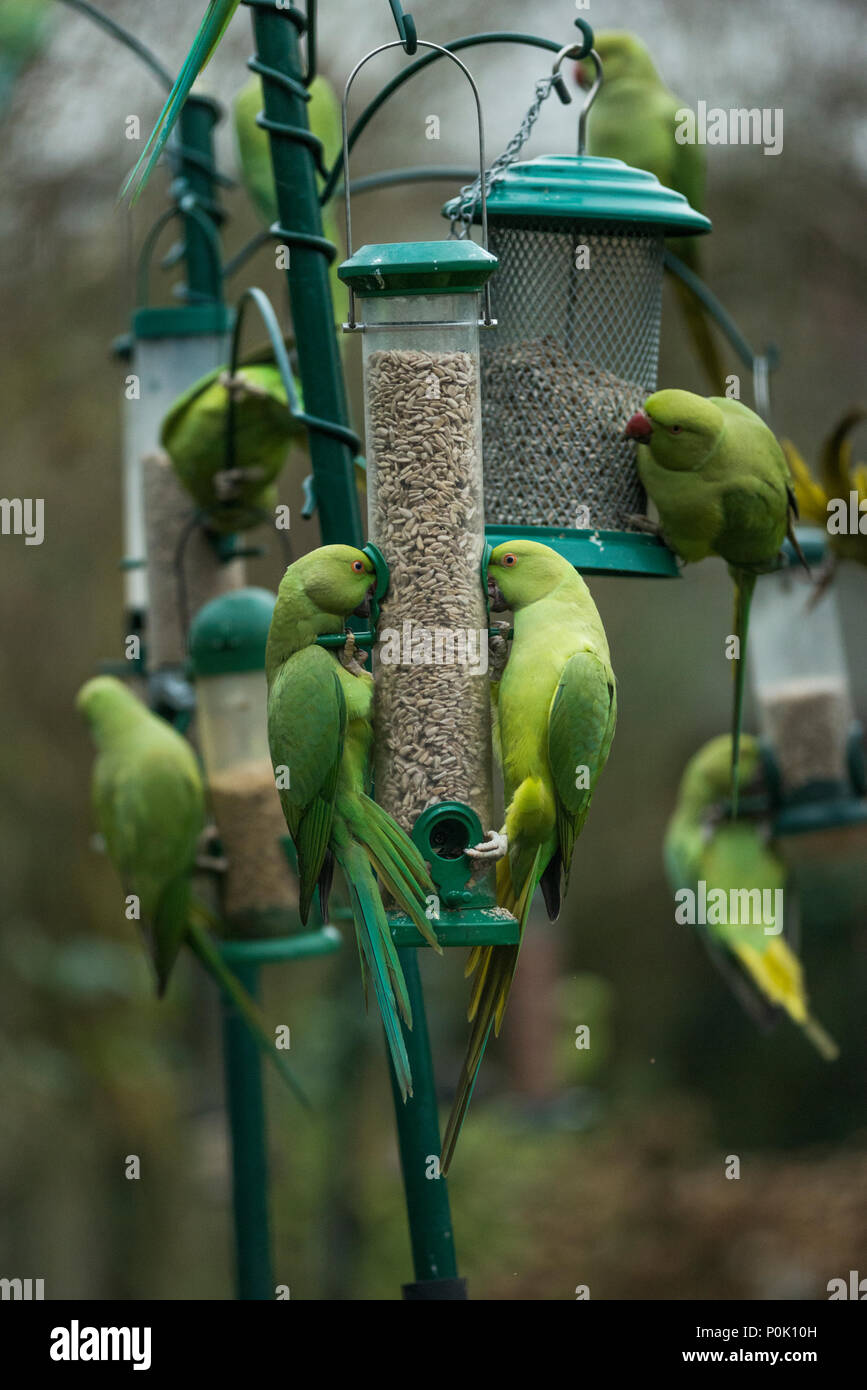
[445,73,559,238]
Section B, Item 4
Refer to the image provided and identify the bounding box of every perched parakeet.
[665,733,837,1059]
[233,73,348,322]
[441,540,617,1172]
[161,360,304,533]
[124,1,241,202]
[576,31,724,392]
[77,676,308,1100]
[627,389,803,814]
[266,545,439,1100]
[785,409,867,583]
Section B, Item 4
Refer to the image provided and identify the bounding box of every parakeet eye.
[501,553,518,567]
[351,559,365,573]
[669,425,683,434]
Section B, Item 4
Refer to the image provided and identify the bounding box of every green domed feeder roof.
[189,587,276,676]
[456,156,711,237]
[338,240,498,297]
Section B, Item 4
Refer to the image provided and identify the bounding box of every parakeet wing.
[94,742,203,900]
[267,644,346,917]
[547,650,617,880]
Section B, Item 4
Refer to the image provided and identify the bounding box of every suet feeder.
[749,529,867,836]
[458,58,711,576]
[189,586,299,931]
[338,41,517,943]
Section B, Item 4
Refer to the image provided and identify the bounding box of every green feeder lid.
[189,587,276,676]
[133,303,233,340]
[457,155,711,237]
[338,240,498,297]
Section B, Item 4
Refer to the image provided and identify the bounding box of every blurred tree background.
[0,0,865,1299]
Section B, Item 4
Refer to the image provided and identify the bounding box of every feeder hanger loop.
[341,40,494,329]
[444,39,598,239]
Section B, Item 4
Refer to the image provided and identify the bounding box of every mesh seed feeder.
[454,50,711,576]
[190,587,301,932]
[749,529,867,836]
[338,41,516,943]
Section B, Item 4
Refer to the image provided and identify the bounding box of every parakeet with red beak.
[575,31,724,392]
[626,389,802,813]
[440,540,616,1172]
[266,546,439,1100]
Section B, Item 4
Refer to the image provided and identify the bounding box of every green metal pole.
[219,959,274,1300]
[388,950,467,1300]
[246,0,363,547]
[177,93,228,307]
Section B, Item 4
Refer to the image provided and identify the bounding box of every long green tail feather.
[336,842,414,1101]
[186,911,311,1109]
[153,875,192,998]
[440,848,541,1175]
[351,795,440,950]
[730,568,757,819]
[122,2,239,204]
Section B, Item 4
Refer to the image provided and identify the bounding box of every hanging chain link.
[445,73,560,238]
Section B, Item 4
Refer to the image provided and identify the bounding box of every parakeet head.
[626,390,724,472]
[679,733,763,808]
[280,545,376,617]
[488,539,582,610]
[575,31,659,89]
[76,675,146,741]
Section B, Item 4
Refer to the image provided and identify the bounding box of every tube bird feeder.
[339,41,515,942]
[748,529,867,836]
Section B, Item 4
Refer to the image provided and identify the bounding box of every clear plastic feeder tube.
[749,565,854,793]
[358,290,492,835]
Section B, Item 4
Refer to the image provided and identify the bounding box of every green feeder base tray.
[389,906,521,949]
[485,525,679,577]
[219,926,343,967]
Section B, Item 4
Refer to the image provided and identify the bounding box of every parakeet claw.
[466,830,508,862]
[340,631,368,675]
[625,513,663,537]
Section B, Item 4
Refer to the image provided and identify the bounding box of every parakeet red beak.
[574,61,590,90]
[625,410,654,443]
[352,582,375,618]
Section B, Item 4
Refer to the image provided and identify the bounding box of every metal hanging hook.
[388,0,417,55]
[565,46,603,155]
[341,39,493,328]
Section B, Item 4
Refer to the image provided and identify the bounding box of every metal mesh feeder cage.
[748,529,867,838]
[461,154,710,575]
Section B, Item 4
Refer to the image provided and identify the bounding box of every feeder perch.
[458,66,710,574]
[338,39,515,941]
[189,586,301,933]
[749,528,867,835]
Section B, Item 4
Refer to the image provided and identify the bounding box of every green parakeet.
[665,733,837,1059]
[626,389,803,815]
[576,31,724,392]
[233,73,348,323]
[124,1,241,202]
[441,540,617,1172]
[266,545,439,1100]
[77,675,308,1101]
[161,360,304,533]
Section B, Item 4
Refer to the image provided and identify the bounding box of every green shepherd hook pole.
[243,0,363,548]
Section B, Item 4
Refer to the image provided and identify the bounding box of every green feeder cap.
[189,587,276,676]
[132,303,233,340]
[457,156,711,237]
[338,240,498,297]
